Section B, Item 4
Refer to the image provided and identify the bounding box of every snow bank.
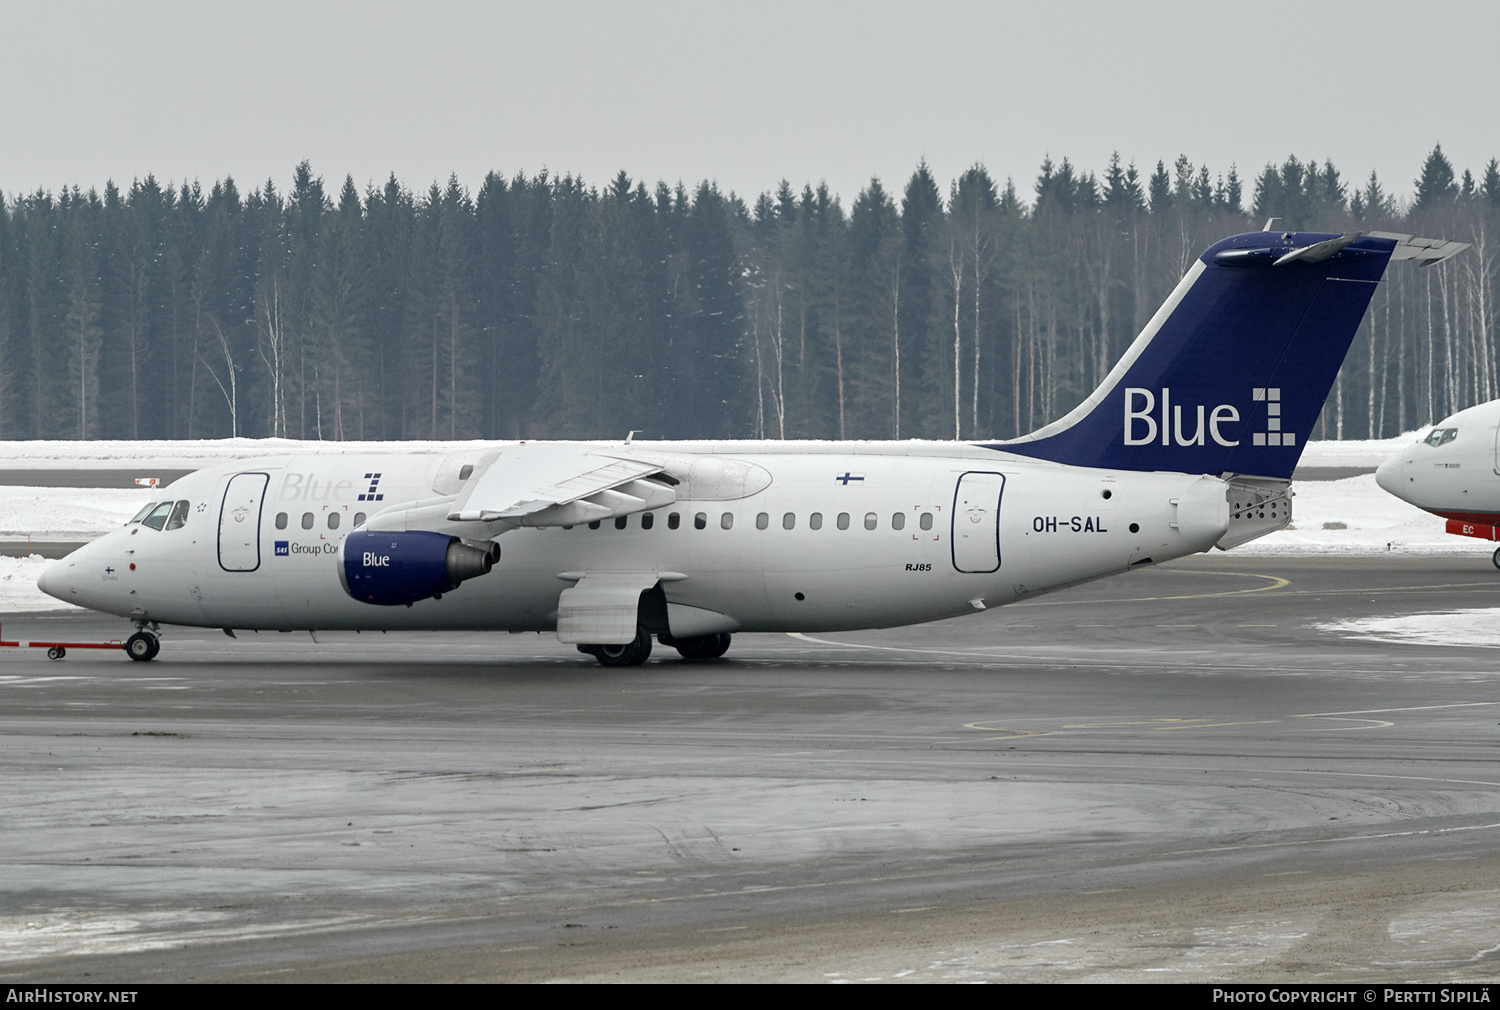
[0,437,483,470]
[0,555,77,613]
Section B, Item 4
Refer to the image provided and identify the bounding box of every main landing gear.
[125,625,160,662]
[578,628,733,666]
[665,632,732,661]
[578,625,654,667]
[1491,546,1500,571]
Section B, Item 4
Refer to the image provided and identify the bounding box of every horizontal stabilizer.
[1368,232,1470,266]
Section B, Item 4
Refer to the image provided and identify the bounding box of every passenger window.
[615,516,628,530]
[809,512,823,530]
[354,513,366,526]
[837,512,850,530]
[668,512,681,530]
[756,513,769,530]
[720,512,734,530]
[920,512,934,530]
[864,512,878,530]
[783,512,796,530]
[328,512,341,530]
[891,513,905,531]
[694,512,707,530]
[301,512,314,530]
[141,502,173,530]
[165,500,190,530]
[642,512,655,530]
[275,512,288,530]
[129,502,158,524]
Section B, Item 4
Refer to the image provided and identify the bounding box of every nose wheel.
[1492,547,1500,571]
[125,631,160,662]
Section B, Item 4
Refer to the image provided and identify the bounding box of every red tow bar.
[0,622,124,660]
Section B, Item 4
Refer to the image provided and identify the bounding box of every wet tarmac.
[2,555,1499,982]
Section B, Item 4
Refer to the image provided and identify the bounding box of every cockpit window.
[140,501,174,530]
[129,502,158,524]
[1424,427,1458,447]
[165,500,191,530]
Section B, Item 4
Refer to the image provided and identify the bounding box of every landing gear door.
[219,472,269,572]
[951,471,1004,573]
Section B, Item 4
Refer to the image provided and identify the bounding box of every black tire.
[594,627,652,667]
[1492,546,1500,571]
[47,646,64,660]
[125,632,157,662]
[673,632,731,660]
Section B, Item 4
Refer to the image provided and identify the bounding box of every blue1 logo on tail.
[1123,387,1290,450]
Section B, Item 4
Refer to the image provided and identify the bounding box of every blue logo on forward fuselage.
[358,473,384,502]
[274,541,289,556]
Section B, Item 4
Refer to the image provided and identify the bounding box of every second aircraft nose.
[1375,451,1408,499]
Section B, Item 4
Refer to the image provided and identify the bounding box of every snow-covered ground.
[1,434,1489,631]
[0,556,53,613]
[0,436,476,470]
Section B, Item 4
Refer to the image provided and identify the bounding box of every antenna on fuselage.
[624,430,642,445]
[1262,217,1281,232]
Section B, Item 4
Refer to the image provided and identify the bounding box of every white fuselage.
[41,440,1233,637]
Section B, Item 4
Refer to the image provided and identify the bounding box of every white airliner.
[1376,397,1500,568]
[39,230,1466,664]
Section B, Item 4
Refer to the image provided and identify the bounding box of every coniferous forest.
[1,145,1497,444]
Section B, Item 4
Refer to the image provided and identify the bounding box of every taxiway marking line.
[1016,569,1291,605]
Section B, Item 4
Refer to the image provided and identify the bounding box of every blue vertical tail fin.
[994,231,1464,479]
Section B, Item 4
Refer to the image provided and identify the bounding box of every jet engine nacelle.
[340,530,499,606]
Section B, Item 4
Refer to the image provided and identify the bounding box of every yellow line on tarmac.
[1016,569,1291,606]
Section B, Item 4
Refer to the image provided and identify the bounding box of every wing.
[363,442,678,536]
[449,442,678,524]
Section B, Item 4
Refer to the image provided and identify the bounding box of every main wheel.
[672,632,731,660]
[1492,546,1500,571]
[594,627,652,667]
[125,632,158,662]
[47,646,64,660]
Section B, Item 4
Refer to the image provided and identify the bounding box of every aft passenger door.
[951,471,1004,573]
[219,472,269,572]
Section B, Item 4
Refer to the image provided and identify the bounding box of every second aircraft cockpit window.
[1424,427,1459,447]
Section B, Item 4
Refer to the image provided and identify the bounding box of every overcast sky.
[4,1,1496,208]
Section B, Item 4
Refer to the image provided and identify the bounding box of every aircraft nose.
[1374,451,1407,499]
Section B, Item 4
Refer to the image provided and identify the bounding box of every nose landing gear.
[125,629,160,662]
